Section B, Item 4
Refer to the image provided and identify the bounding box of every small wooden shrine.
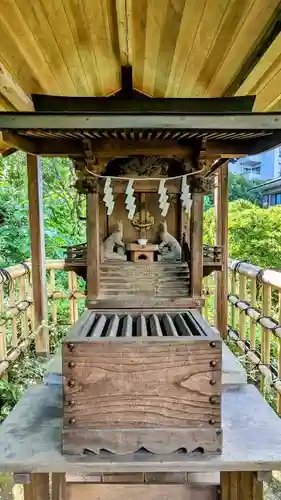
[1,72,281,499]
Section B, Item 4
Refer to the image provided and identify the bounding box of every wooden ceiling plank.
[0,0,62,95]
[235,33,281,97]
[165,0,205,97]
[62,0,102,95]
[0,23,43,96]
[131,0,149,93]
[206,0,280,97]
[15,0,77,96]
[39,0,90,96]
[82,0,120,95]
[0,93,16,112]
[0,63,34,111]
[142,0,168,96]
[153,0,186,97]
[191,0,252,97]
[177,0,231,97]
[101,0,122,93]
[254,67,281,111]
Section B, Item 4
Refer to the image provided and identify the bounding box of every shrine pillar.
[214,163,228,339]
[190,192,203,300]
[87,183,100,305]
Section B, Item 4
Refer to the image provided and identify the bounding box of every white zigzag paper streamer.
[125,179,136,220]
[158,179,170,216]
[103,178,115,216]
[181,176,192,213]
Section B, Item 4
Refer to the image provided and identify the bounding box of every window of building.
[275,193,281,204]
[243,165,261,175]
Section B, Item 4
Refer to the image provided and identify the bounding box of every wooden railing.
[2,256,281,415]
[0,260,85,378]
[203,259,281,414]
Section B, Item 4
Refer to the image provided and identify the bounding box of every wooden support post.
[221,471,263,500]
[214,164,228,339]
[23,473,49,500]
[190,193,203,300]
[27,154,49,356]
[87,187,100,305]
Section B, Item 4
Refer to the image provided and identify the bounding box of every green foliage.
[0,152,86,267]
[204,200,281,268]
[204,172,263,210]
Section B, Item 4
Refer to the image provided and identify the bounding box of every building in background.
[229,147,281,181]
[249,177,281,207]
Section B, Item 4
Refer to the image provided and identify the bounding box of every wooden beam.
[27,154,49,356]
[93,139,192,158]
[190,194,203,300]
[0,131,37,153]
[115,0,132,67]
[214,164,228,340]
[31,95,255,113]
[87,187,100,304]
[206,140,249,158]
[0,63,34,111]
[2,111,281,131]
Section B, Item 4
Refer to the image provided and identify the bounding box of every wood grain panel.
[153,0,186,97]
[39,0,90,95]
[177,0,230,97]
[63,339,221,428]
[82,0,120,95]
[15,0,76,96]
[66,483,217,500]
[142,0,168,96]
[206,0,280,97]
[165,0,206,97]
[0,0,61,94]
[131,0,147,92]
[191,0,250,97]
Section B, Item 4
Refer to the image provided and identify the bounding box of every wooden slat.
[119,315,132,337]
[162,313,178,336]
[250,278,257,349]
[136,314,147,337]
[91,315,106,337]
[0,1,61,95]
[19,275,29,339]
[50,270,57,325]
[27,154,49,356]
[149,314,162,336]
[106,314,119,337]
[174,314,192,336]
[0,284,7,379]
[238,275,246,341]
[87,190,100,302]
[206,0,280,97]
[278,290,281,414]
[214,165,228,339]
[0,62,33,111]
[190,193,203,299]
[23,473,49,500]
[9,281,18,347]
[261,283,271,394]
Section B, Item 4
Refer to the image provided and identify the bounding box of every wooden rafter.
[115,0,133,68]
[0,63,34,111]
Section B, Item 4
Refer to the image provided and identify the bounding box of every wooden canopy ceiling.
[0,0,281,113]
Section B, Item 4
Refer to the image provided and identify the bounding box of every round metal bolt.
[68,379,76,388]
[209,341,216,348]
[68,361,76,369]
[69,417,76,425]
[216,448,221,453]
[210,360,217,368]
[210,379,216,386]
[68,400,75,408]
[209,395,216,404]
[209,419,215,425]
[216,430,222,437]
[68,343,74,351]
